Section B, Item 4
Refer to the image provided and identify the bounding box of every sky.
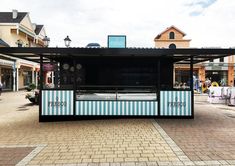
[0,0,235,48]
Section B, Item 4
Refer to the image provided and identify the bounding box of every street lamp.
[42,36,50,47]
[64,35,71,48]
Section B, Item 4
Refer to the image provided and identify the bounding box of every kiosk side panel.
[41,90,74,115]
[160,91,191,116]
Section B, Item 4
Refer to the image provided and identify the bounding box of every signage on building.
[167,97,186,107]
[0,59,14,67]
[48,97,67,107]
[108,35,126,48]
[212,66,222,70]
[43,63,56,71]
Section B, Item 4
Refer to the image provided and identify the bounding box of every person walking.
[199,80,202,93]
[0,80,2,96]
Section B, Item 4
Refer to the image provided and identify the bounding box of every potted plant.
[25,90,39,104]
[25,83,36,91]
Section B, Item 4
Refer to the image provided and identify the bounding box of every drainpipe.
[15,61,20,91]
[32,67,35,84]
[16,67,19,91]
[13,62,16,91]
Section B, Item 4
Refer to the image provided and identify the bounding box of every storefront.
[205,63,229,86]
[19,66,32,88]
[16,63,39,90]
[0,58,15,91]
[0,47,234,122]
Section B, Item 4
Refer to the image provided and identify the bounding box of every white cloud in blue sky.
[187,0,217,8]
[0,0,234,48]
[186,0,217,16]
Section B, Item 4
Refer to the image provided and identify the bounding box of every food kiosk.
[0,47,234,121]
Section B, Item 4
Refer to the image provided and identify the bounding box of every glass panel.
[76,87,157,101]
[23,71,32,86]
[174,64,192,90]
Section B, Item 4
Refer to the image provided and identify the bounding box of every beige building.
[154,25,235,88]
[0,10,47,91]
[154,25,191,48]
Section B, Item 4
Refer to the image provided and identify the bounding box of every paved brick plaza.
[0,91,234,165]
[157,101,235,161]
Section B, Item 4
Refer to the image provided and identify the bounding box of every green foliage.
[25,83,36,91]
[29,83,36,90]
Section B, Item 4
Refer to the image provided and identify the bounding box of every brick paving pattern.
[0,92,235,165]
[157,101,235,162]
[1,118,179,165]
[0,147,34,166]
[0,92,179,165]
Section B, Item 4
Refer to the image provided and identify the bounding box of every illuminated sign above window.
[108,35,126,48]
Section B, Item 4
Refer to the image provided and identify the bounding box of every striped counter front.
[75,101,158,116]
[41,90,74,115]
[160,91,192,116]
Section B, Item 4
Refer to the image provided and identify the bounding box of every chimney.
[32,23,36,31]
[12,9,18,19]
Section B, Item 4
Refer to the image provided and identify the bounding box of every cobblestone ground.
[0,92,235,165]
[157,101,235,164]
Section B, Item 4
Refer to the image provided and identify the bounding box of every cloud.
[0,0,234,48]
[186,0,217,16]
[187,0,217,8]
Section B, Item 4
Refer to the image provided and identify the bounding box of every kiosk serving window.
[74,57,158,101]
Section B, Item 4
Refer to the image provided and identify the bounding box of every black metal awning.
[0,47,234,64]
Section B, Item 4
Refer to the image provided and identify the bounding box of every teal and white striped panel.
[160,91,191,116]
[76,101,158,116]
[42,90,74,115]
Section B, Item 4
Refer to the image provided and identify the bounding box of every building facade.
[154,26,191,49]
[0,10,47,91]
[154,25,235,88]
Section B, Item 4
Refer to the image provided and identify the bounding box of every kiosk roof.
[0,47,234,64]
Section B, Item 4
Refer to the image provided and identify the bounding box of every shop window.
[23,71,32,86]
[1,68,13,90]
[169,32,175,39]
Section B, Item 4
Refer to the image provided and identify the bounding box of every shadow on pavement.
[16,103,35,111]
